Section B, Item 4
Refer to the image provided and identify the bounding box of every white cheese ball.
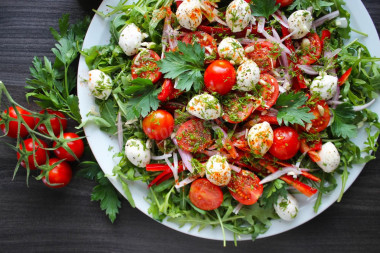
[119,23,145,56]
[235,60,261,91]
[88,69,113,100]
[226,0,252,33]
[247,121,273,156]
[218,37,246,65]
[186,94,222,120]
[176,0,203,31]
[125,139,151,167]
[288,10,313,39]
[310,74,338,100]
[206,155,231,186]
[274,193,299,221]
[316,142,340,173]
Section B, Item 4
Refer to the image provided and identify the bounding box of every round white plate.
[77,0,380,240]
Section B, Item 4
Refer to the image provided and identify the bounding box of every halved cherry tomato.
[221,92,258,123]
[269,126,300,160]
[157,79,183,102]
[182,31,217,63]
[245,41,280,73]
[142,110,174,141]
[36,109,67,136]
[204,60,236,95]
[276,0,294,7]
[228,170,263,205]
[256,73,280,111]
[17,138,48,170]
[338,67,352,86]
[305,100,330,133]
[0,106,35,138]
[175,0,183,8]
[300,139,322,153]
[189,178,223,211]
[297,33,322,65]
[131,49,162,83]
[175,119,212,152]
[42,158,72,188]
[53,133,84,162]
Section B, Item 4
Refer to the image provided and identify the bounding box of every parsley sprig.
[249,0,280,19]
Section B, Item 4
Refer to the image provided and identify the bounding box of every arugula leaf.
[157,41,205,92]
[275,92,315,126]
[330,103,357,139]
[288,0,333,11]
[259,179,288,208]
[250,0,280,19]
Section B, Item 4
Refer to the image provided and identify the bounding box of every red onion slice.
[233,203,244,214]
[175,175,200,189]
[272,14,289,28]
[297,64,320,75]
[353,99,376,111]
[165,156,178,182]
[313,10,340,28]
[172,137,194,173]
[259,167,303,185]
[229,164,242,173]
[151,153,173,160]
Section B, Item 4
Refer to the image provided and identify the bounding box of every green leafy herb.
[250,0,280,19]
[330,103,357,139]
[259,179,288,208]
[288,0,333,11]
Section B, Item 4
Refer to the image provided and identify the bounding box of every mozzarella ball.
[235,60,261,91]
[186,94,222,120]
[218,37,246,65]
[247,121,273,156]
[176,0,203,31]
[119,23,146,56]
[316,142,340,173]
[310,74,338,100]
[125,139,151,167]
[88,69,113,100]
[288,10,313,39]
[274,193,299,221]
[206,155,231,186]
[226,0,252,33]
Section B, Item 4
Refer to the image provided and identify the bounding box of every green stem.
[351,28,368,37]
[64,65,69,98]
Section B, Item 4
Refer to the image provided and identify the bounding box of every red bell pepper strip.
[300,139,322,163]
[148,170,171,188]
[271,160,321,183]
[338,67,353,86]
[321,30,331,48]
[230,161,265,175]
[148,164,184,188]
[146,164,171,172]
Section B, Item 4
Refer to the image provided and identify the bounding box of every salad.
[80,0,380,241]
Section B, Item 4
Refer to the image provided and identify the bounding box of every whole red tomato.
[269,126,300,160]
[36,109,67,136]
[0,106,35,138]
[17,138,48,170]
[53,133,84,162]
[204,60,236,95]
[142,110,174,141]
[42,158,72,188]
[276,0,294,7]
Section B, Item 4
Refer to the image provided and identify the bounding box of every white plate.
[77,0,380,240]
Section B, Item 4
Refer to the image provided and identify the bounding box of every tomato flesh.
[182,31,217,63]
[221,92,258,123]
[189,178,223,211]
[245,41,280,73]
[297,33,322,65]
[142,110,174,141]
[131,49,162,83]
[276,0,294,7]
[175,119,212,152]
[204,60,236,95]
[269,126,300,160]
[0,106,35,138]
[42,158,72,188]
[17,138,48,170]
[157,79,183,102]
[228,170,263,205]
[37,109,67,136]
[256,73,279,111]
[53,133,84,162]
[305,100,330,133]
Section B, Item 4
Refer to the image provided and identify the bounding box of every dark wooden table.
[1,1,380,252]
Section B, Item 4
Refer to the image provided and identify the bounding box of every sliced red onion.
[203,150,219,157]
[324,48,342,59]
[327,100,343,106]
[173,152,178,171]
[117,112,123,151]
[172,137,194,173]
[259,167,303,185]
[151,153,173,160]
[257,17,265,33]
[276,10,288,25]
[330,85,341,109]
[297,65,319,75]
[165,156,178,182]
[281,30,296,42]
[234,129,247,139]
[272,14,289,28]
[313,10,340,28]
[175,175,199,189]
[261,29,291,55]
[238,38,266,45]
[233,203,244,215]
[212,125,228,141]
[307,6,313,13]
[353,99,376,111]
[229,164,242,173]
[279,85,286,93]
[272,27,281,41]
[295,152,307,168]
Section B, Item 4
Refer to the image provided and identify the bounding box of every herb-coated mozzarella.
[176,0,203,31]
[310,73,338,100]
[88,69,113,100]
[186,94,222,120]
[119,23,147,56]
[125,139,151,167]
[288,10,313,39]
[226,0,251,33]
[206,154,231,186]
[316,142,340,173]
[274,193,299,221]
[218,37,246,65]
[235,60,261,91]
[247,121,274,156]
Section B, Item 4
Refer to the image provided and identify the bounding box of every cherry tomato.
[17,138,48,170]
[305,100,331,133]
[36,109,67,136]
[42,158,72,188]
[222,92,258,123]
[0,106,35,138]
[53,133,84,162]
[276,0,294,7]
[245,41,280,73]
[204,60,236,95]
[175,119,212,152]
[142,110,174,141]
[131,49,162,83]
[182,31,217,63]
[269,126,300,160]
[297,33,322,65]
[157,79,183,102]
[256,73,280,111]
[228,170,263,205]
[189,178,223,211]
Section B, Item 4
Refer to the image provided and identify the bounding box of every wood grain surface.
[0,1,379,252]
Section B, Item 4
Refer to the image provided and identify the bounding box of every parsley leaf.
[330,102,357,139]
[275,92,315,126]
[157,41,205,92]
[250,0,280,19]
[259,179,288,208]
[288,0,333,11]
